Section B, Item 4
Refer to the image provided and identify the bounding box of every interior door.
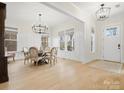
[103,26,121,62]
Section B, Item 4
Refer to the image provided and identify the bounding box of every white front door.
[103,26,121,62]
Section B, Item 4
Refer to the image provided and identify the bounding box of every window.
[4,27,18,51]
[66,28,74,51]
[105,27,117,37]
[58,31,65,50]
[58,28,75,51]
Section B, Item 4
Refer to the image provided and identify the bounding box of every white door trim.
[102,24,122,63]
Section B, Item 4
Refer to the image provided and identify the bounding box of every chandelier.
[96,4,111,21]
[32,13,48,34]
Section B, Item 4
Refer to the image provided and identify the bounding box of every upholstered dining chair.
[23,47,30,64]
[45,47,58,66]
[29,47,43,65]
[53,47,58,63]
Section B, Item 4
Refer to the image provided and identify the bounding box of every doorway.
[103,25,121,62]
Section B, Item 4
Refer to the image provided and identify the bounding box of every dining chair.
[45,47,58,66]
[23,47,30,64]
[29,47,43,65]
[54,47,58,63]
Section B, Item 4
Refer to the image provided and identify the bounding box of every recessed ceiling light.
[115,4,120,8]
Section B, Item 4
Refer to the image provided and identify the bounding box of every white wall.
[96,13,124,63]
[44,3,98,63]
[6,2,99,63]
[5,19,40,59]
[83,17,98,62]
[5,18,52,60]
[44,3,124,64]
[6,2,124,64]
[51,19,86,62]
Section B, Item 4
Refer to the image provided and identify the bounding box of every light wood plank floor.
[0,58,124,90]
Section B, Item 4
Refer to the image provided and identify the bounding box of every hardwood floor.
[0,58,124,90]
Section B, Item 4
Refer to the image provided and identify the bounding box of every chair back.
[51,47,57,57]
[40,46,43,51]
[29,47,39,59]
[23,47,28,53]
[23,47,29,57]
[54,47,58,56]
[44,47,51,52]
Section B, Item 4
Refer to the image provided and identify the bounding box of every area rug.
[88,60,123,73]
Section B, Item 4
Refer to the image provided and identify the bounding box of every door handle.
[118,44,120,49]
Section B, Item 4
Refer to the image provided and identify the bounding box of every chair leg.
[24,59,26,64]
[49,59,52,67]
[54,58,56,65]
[34,61,36,65]
[54,58,57,64]
[36,61,38,66]
[56,58,57,63]
[45,59,49,64]
[31,60,33,63]
[13,56,15,62]
[28,59,30,63]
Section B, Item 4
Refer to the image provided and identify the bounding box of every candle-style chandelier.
[32,13,48,34]
[96,4,111,21]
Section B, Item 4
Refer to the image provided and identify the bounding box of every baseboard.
[57,57,83,63]
[87,59,124,64]
[15,58,24,61]
[85,59,101,64]
[66,58,83,63]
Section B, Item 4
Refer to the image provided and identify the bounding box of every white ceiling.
[72,2,124,18]
[6,2,124,26]
[6,2,73,27]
